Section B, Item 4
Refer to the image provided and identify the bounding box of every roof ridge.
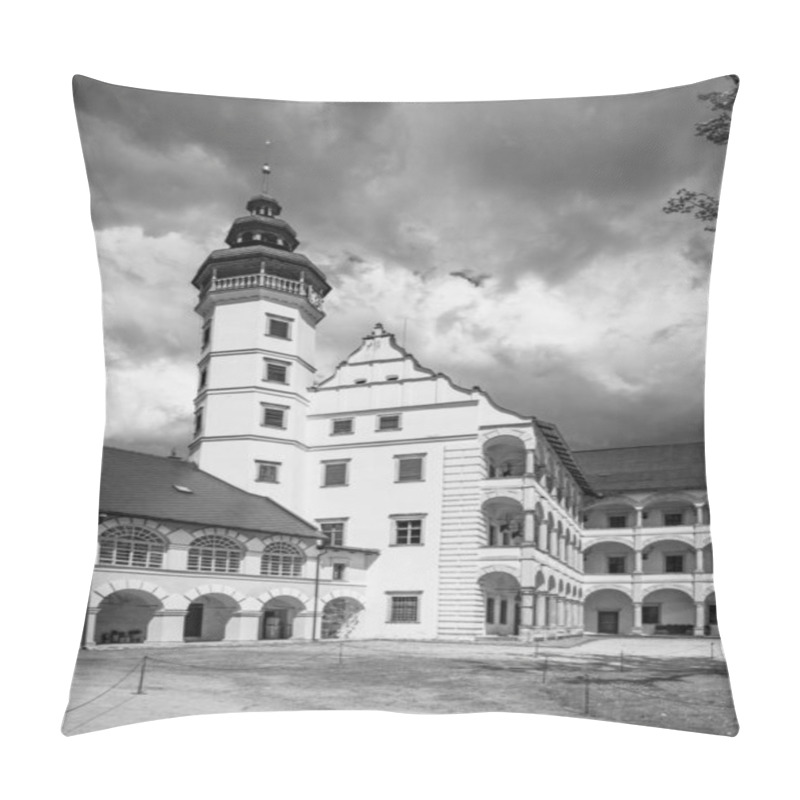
[573,441,704,454]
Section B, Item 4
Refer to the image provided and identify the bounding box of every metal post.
[542,656,548,684]
[620,651,624,672]
[311,542,327,642]
[583,673,590,715]
[136,656,147,695]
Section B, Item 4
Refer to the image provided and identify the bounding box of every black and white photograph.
[64,73,737,735]
[5,3,797,799]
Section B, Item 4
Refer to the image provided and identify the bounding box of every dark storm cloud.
[73,74,734,452]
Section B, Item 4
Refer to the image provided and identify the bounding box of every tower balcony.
[208,270,325,310]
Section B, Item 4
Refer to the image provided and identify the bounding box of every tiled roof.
[533,418,597,496]
[573,442,706,494]
[100,447,320,539]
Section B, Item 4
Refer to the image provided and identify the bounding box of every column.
[695,547,705,574]
[635,507,644,528]
[694,504,705,526]
[148,609,186,643]
[535,593,548,631]
[293,611,316,640]
[525,449,535,475]
[523,510,536,543]
[226,610,261,641]
[519,589,535,639]
[634,549,643,573]
[694,602,706,637]
[537,521,547,550]
[632,602,643,635]
[84,607,99,647]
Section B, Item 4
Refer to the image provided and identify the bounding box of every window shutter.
[325,463,347,486]
[398,457,422,481]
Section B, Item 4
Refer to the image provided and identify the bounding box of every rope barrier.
[65,658,145,713]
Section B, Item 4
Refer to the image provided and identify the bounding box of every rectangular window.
[377,414,401,431]
[331,418,354,435]
[389,595,420,623]
[193,408,203,436]
[499,599,508,625]
[319,520,346,546]
[664,512,684,526]
[201,319,211,350]
[198,367,208,390]
[323,461,349,487]
[394,518,423,545]
[665,554,684,573]
[486,597,495,624]
[255,461,280,483]
[607,556,627,574]
[261,404,286,428]
[708,605,717,625]
[264,359,289,384]
[608,515,628,528]
[332,563,346,581]
[642,605,660,624]
[396,454,425,482]
[266,314,292,339]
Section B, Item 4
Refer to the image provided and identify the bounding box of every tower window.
[264,359,289,384]
[198,367,207,390]
[331,418,354,435]
[261,404,287,428]
[266,314,292,340]
[255,461,280,483]
[194,408,203,436]
[377,414,401,431]
[201,319,211,350]
[322,460,349,487]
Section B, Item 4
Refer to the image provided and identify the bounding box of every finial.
[261,140,272,193]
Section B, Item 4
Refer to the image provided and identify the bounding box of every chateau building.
[87,179,715,645]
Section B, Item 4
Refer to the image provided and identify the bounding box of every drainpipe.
[312,540,328,641]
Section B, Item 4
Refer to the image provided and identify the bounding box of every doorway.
[597,610,619,634]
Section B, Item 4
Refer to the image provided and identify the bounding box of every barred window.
[664,512,684,526]
[323,461,348,487]
[378,414,401,431]
[256,461,280,483]
[98,525,166,569]
[261,404,286,428]
[389,595,419,623]
[264,359,289,383]
[331,418,353,435]
[187,534,243,573]
[396,454,425,482]
[266,314,291,339]
[261,542,305,577]
[642,605,660,624]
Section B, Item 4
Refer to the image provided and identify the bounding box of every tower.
[189,162,331,513]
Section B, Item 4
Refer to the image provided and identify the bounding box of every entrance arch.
[584,588,633,635]
[261,595,305,640]
[479,571,520,636]
[642,588,695,634]
[183,593,240,641]
[321,597,364,639]
[95,589,163,644]
[483,435,526,478]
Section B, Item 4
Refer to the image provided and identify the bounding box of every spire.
[261,140,272,194]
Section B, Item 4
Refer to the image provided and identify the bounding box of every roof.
[573,442,706,494]
[100,447,320,539]
[533,418,597,496]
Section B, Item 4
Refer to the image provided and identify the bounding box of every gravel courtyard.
[63,636,737,736]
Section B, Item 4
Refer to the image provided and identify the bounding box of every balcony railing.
[209,272,324,309]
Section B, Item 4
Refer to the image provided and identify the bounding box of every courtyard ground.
[62,636,737,737]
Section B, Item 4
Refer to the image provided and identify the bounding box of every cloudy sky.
[74,75,733,456]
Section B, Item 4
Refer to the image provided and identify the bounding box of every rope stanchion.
[65,658,145,713]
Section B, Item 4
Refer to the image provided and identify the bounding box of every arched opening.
[479,572,520,636]
[642,497,697,528]
[261,595,305,640]
[702,543,714,574]
[321,597,364,639]
[484,436,526,478]
[642,588,695,635]
[583,541,636,574]
[642,539,695,574]
[482,497,524,546]
[183,593,239,641]
[584,589,633,635]
[95,589,162,644]
[583,500,637,530]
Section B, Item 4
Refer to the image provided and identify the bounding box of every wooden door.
[597,610,619,634]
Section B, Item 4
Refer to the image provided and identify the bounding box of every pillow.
[65,74,738,736]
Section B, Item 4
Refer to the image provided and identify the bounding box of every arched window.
[187,534,243,573]
[98,524,166,569]
[261,542,305,577]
